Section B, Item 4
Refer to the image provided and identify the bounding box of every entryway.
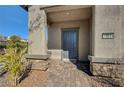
[47,6,92,62]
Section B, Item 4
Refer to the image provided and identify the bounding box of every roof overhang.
[46,6,92,23]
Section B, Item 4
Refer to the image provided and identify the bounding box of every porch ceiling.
[47,7,92,23]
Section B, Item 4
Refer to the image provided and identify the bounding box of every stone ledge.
[88,56,124,64]
[24,54,51,60]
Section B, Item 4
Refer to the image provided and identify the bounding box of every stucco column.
[28,6,48,55]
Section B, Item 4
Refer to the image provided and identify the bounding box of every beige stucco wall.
[48,20,90,61]
[120,6,124,57]
[89,5,124,64]
[93,5,122,58]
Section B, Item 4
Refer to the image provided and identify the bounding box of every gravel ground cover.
[0,60,117,87]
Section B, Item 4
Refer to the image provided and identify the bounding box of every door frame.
[61,27,79,59]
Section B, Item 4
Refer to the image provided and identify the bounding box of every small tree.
[9,35,21,43]
[7,35,28,53]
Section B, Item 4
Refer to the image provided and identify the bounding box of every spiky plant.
[0,46,27,85]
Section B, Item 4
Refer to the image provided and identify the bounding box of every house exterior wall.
[90,5,124,78]
[94,5,121,58]
[48,20,90,61]
[0,41,7,45]
[28,5,124,78]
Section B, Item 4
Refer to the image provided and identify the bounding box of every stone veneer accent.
[29,60,49,71]
[90,62,124,78]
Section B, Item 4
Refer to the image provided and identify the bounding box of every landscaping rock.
[0,59,122,87]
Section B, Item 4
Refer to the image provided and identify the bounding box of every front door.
[62,28,78,59]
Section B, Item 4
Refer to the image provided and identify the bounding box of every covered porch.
[27,5,93,63]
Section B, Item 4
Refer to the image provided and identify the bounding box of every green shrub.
[0,35,28,85]
[0,45,27,86]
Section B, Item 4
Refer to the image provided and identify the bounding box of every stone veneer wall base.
[29,60,49,71]
[90,62,124,79]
